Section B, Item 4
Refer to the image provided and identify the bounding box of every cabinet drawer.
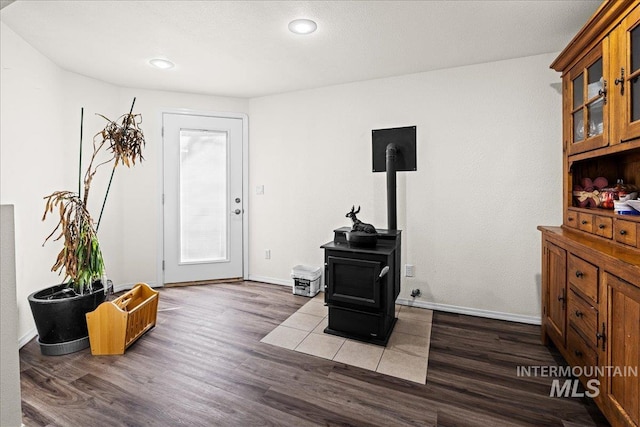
[593,216,613,239]
[577,213,594,233]
[567,289,597,347]
[568,254,598,303]
[566,210,578,228]
[614,219,638,247]
[567,326,597,377]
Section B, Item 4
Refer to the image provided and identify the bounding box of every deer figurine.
[346,206,377,234]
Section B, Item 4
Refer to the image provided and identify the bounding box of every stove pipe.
[386,143,398,231]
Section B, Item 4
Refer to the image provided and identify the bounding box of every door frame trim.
[157,108,249,286]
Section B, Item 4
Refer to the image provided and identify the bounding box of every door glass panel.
[587,58,603,100]
[632,24,640,122]
[632,77,640,122]
[179,129,228,263]
[587,99,604,137]
[573,74,584,108]
[573,109,584,142]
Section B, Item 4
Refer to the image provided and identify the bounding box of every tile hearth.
[260,293,433,384]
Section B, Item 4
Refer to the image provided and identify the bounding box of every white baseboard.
[252,276,541,325]
[396,297,541,325]
[248,275,292,287]
[113,281,160,293]
[19,279,539,350]
[19,328,37,348]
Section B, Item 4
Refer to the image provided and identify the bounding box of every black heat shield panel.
[372,126,417,172]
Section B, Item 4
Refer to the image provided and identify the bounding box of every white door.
[162,112,244,284]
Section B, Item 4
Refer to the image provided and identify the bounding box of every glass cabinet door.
[616,5,640,143]
[566,43,609,155]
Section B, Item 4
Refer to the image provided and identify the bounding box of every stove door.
[327,256,383,308]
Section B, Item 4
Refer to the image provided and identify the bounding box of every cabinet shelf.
[568,138,640,163]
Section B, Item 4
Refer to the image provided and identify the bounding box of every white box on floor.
[291,265,322,297]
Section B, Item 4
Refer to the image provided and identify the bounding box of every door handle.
[379,266,390,278]
[596,322,606,351]
[614,67,625,95]
[598,79,607,104]
[233,209,242,215]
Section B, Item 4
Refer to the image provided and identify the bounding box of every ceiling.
[1,0,601,99]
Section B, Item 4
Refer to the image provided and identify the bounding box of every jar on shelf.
[598,188,616,209]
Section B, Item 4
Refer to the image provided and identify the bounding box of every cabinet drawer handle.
[574,349,583,357]
[568,217,575,222]
[620,230,627,235]
[558,294,565,302]
[598,224,605,229]
[581,220,588,225]
[575,270,584,278]
[574,310,583,318]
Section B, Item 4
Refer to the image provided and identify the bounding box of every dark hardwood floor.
[19,281,609,426]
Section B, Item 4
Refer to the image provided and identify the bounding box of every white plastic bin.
[291,265,322,297]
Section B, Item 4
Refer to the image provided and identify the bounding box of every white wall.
[248,53,563,321]
[2,18,563,342]
[0,22,249,342]
[1,21,78,344]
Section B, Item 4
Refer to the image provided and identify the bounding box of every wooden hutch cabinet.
[539,1,640,426]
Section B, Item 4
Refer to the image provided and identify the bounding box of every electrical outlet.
[256,185,264,195]
[265,249,271,260]
[405,264,415,277]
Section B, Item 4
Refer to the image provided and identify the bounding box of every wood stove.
[321,126,415,346]
[321,227,401,346]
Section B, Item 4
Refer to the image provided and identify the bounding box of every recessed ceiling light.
[288,19,317,35]
[149,58,175,70]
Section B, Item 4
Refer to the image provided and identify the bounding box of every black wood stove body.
[321,125,414,346]
[321,227,401,346]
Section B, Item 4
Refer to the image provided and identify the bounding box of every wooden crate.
[86,283,159,355]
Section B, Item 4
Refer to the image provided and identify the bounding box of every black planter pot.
[28,282,106,356]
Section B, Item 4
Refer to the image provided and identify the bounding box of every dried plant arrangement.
[42,98,145,295]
